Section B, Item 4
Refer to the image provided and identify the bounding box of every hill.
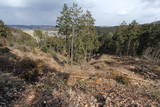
[151,20,160,24]
[0,18,159,106]
[0,26,159,106]
[0,46,159,106]
[96,20,160,35]
[96,26,118,34]
[9,25,56,30]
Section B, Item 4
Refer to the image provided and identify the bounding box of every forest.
[35,3,160,64]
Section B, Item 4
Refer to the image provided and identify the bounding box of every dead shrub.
[16,45,31,52]
[0,56,15,72]
[108,72,131,85]
[33,90,67,107]
[150,90,160,101]
[0,47,10,55]
[73,80,88,92]
[39,72,69,92]
[15,58,43,82]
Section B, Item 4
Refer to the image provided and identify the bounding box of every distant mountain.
[96,20,160,35]
[8,25,56,30]
[151,21,160,25]
[96,26,118,35]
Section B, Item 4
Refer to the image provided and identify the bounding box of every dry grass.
[108,71,131,85]
[15,57,44,82]
[1,46,160,106]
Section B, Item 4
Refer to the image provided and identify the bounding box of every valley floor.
[0,47,160,107]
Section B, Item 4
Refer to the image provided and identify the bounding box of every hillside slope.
[0,46,159,107]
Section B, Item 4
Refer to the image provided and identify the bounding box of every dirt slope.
[0,47,160,107]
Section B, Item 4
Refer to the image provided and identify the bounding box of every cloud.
[0,0,160,26]
[0,0,71,25]
[0,0,27,7]
[78,0,160,25]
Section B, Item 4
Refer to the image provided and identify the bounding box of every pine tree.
[0,20,10,46]
[126,20,141,56]
[57,3,81,64]
[113,21,128,55]
[57,3,72,57]
[57,3,99,63]
[77,10,99,61]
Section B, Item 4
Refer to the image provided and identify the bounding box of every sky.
[0,0,160,26]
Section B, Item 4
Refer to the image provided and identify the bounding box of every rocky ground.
[0,47,160,107]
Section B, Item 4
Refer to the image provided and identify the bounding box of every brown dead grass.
[10,47,62,71]
[108,71,131,85]
[1,46,160,106]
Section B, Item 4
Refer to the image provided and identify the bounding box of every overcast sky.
[0,0,160,26]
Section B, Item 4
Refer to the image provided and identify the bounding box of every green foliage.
[33,29,45,47]
[0,20,12,46]
[74,11,100,61]
[34,29,44,41]
[57,3,100,63]
[6,28,38,50]
[57,4,72,36]
[98,32,114,53]
[33,29,65,56]
[41,46,49,53]
[0,20,9,38]
[113,20,142,56]
[137,24,160,54]
[97,20,160,56]
[45,36,65,53]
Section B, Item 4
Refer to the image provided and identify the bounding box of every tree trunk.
[65,35,69,64]
[127,38,132,56]
[71,26,75,65]
[3,38,7,46]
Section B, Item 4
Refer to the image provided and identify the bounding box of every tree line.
[98,21,160,57]
[0,3,160,64]
[56,3,160,63]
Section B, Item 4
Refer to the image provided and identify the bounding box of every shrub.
[109,72,131,85]
[41,46,48,53]
[7,28,38,49]
[16,58,43,82]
